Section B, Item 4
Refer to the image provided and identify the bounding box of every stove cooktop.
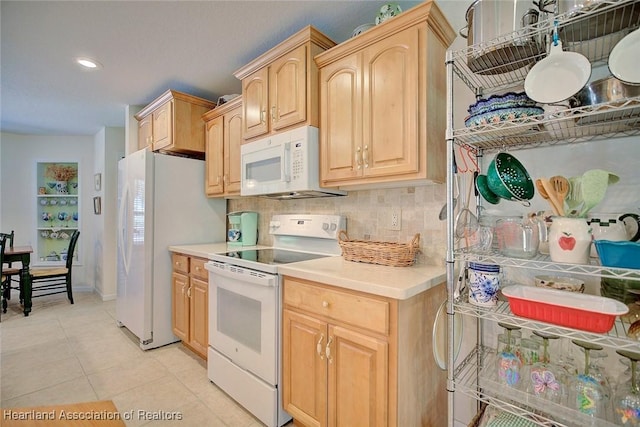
[219,248,329,265]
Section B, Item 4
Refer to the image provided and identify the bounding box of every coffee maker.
[227,211,258,246]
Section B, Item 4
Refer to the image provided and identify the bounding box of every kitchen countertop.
[168,243,446,300]
[279,257,445,300]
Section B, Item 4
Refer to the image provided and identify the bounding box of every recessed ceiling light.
[75,57,102,70]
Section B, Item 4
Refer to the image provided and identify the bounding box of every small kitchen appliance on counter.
[205,214,346,427]
[227,211,258,246]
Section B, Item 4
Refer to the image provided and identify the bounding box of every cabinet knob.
[271,106,276,122]
[195,266,201,271]
[322,300,329,308]
[187,286,192,298]
[355,147,362,170]
[260,110,266,124]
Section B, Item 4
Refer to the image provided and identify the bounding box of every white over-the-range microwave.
[240,126,346,199]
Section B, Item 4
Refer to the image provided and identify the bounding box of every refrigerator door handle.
[119,183,132,274]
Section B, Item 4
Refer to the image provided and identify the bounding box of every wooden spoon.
[550,175,569,216]
[535,178,560,216]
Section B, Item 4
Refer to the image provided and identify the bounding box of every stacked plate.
[464,92,543,128]
[601,276,640,305]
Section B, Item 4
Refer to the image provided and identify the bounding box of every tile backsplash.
[228,184,447,266]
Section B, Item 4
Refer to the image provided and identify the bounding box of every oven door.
[206,261,278,385]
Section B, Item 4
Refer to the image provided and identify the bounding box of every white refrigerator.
[116,148,226,350]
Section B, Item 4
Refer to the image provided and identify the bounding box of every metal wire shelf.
[455,248,640,281]
[453,345,622,427]
[453,97,640,152]
[454,288,640,350]
[451,0,640,95]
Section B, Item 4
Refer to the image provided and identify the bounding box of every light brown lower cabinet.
[282,276,446,427]
[171,253,208,359]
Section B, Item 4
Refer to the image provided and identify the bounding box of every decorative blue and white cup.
[468,262,501,306]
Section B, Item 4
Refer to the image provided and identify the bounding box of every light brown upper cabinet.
[234,26,336,141]
[135,90,216,157]
[315,1,455,188]
[202,97,243,198]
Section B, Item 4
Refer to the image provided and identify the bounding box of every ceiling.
[1,1,466,137]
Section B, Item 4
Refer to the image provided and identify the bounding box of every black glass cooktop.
[221,249,328,265]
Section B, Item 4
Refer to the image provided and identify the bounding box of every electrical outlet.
[389,209,401,231]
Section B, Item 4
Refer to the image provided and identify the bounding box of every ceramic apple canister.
[549,217,592,264]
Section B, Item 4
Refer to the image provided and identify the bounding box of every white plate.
[432,300,463,371]
[609,28,640,85]
[525,40,591,104]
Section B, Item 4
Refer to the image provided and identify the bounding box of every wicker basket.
[338,231,420,267]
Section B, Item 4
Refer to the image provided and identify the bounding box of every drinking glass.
[525,331,564,404]
[568,340,608,420]
[496,323,522,388]
[589,348,613,401]
[613,350,640,426]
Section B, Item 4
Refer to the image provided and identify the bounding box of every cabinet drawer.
[172,254,189,274]
[284,278,390,335]
[190,257,208,281]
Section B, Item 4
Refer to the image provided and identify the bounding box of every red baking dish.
[501,285,628,333]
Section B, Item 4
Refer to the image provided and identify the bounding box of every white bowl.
[534,275,585,293]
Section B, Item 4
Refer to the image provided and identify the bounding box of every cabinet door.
[138,116,153,150]
[242,67,269,139]
[283,309,327,427]
[152,100,173,151]
[205,116,224,196]
[171,271,189,342]
[319,53,362,184]
[224,105,243,195]
[328,324,388,427]
[189,277,208,358]
[270,44,307,132]
[362,27,419,179]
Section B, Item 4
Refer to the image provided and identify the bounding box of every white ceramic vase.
[549,217,592,264]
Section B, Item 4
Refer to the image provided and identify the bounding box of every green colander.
[486,152,534,204]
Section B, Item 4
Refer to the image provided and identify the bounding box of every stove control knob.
[330,223,337,231]
[270,221,281,229]
[322,223,329,231]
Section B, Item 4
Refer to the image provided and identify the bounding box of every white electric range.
[205,214,346,427]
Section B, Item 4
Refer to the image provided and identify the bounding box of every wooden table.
[1,400,126,426]
[4,245,32,316]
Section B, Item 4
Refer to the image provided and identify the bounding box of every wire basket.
[338,231,420,267]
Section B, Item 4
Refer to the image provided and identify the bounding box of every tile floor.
[0,291,279,426]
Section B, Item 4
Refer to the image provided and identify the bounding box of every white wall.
[0,132,96,290]
[92,127,125,300]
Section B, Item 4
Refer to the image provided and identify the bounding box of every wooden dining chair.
[28,230,80,305]
[1,234,21,314]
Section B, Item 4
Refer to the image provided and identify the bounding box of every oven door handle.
[207,262,277,288]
